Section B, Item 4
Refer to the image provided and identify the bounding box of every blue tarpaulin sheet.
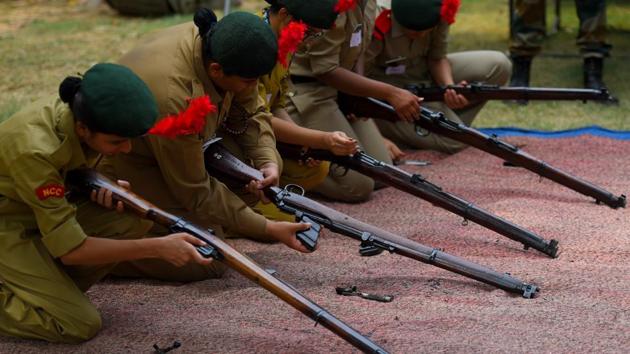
[478,125,630,140]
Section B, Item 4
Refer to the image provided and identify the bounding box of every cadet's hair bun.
[59,76,82,105]
[194,8,218,37]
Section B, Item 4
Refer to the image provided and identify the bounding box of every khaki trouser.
[286,87,392,202]
[376,51,512,153]
[509,0,610,58]
[0,201,152,343]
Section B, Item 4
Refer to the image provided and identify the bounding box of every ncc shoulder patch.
[36,184,66,200]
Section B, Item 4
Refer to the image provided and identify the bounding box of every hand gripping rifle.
[405,82,615,103]
[275,142,559,258]
[65,168,388,354]
[202,139,539,298]
[337,93,626,209]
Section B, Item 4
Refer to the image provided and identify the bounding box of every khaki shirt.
[109,22,277,238]
[257,10,291,113]
[365,9,450,88]
[0,97,98,257]
[288,0,377,112]
[259,54,291,113]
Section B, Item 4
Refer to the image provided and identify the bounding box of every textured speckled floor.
[1,136,628,353]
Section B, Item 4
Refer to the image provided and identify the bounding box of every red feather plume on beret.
[148,95,216,138]
[277,21,307,68]
[440,0,461,25]
[334,0,357,13]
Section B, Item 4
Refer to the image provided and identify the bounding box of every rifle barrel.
[337,94,626,209]
[276,143,558,258]
[271,188,538,298]
[407,84,612,102]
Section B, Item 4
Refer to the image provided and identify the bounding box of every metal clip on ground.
[336,286,394,303]
[153,341,181,354]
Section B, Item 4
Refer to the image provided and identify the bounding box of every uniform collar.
[57,104,100,170]
[191,33,228,116]
[391,17,406,38]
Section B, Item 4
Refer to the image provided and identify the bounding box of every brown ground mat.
[1,135,628,353]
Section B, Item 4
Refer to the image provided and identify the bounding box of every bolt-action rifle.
[65,168,388,354]
[337,93,626,209]
[275,142,559,258]
[202,139,539,299]
[405,82,615,103]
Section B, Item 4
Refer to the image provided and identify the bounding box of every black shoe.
[508,56,533,105]
[584,57,619,104]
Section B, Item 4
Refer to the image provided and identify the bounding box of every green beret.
[281,0,339,29]
[392,0,452,31]
[80,63,158,137]
[210,12,278,79]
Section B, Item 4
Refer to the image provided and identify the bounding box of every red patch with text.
[36,184,65,200]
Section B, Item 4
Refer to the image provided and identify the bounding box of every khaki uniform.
[285,0,390,203]
[365,10,512,153]
[103,22,280,281]
[257,11,330,196]
[0,98,151,343]
[257,58,330,221]
[510,0,610,58]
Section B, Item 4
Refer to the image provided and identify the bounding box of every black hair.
[193,7,219,66]
[264,0,285,13]
[59,76,98,131]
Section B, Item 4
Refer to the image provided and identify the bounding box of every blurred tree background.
[1,0,628,129]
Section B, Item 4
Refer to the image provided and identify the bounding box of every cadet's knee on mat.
[442,140,468,154]
[281,160,330,191]
[254,201,296,223]
[59,306,102,343]
[336,175,374,203]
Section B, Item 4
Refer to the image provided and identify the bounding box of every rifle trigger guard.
[283,184,305,196]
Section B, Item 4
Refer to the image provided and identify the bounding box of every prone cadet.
[101,9,315,283]
[285,0,423,203]
[0,63,213,343]
[365,0,512,153]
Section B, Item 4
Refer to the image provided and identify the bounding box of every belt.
[290,75,318,84]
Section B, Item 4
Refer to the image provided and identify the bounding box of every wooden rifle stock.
[337,93,626,209]
[203,141,540,298]
[65,168,388,354]
[275,143,559,258]
[405,83,614,103]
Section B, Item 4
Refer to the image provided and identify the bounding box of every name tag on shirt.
[385,64,406,75]
[350,25,362,48]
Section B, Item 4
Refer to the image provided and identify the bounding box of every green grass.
[1,0,629,129]
[451,0,630,129]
